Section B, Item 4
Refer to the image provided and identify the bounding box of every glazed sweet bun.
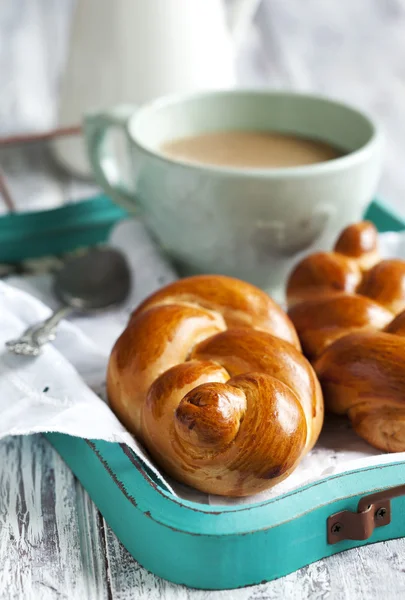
[287,222,405,452]
[107,275,323,496]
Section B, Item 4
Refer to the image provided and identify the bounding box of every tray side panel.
[45,433,405,590]
[0,195,127,263]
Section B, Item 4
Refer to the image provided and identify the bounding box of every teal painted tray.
[11,196,405,590]
[45,436,405,589]
[0,194,127,264]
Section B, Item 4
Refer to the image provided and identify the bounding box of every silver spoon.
[6,247,131,356]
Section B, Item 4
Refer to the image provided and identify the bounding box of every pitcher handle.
[84,104,138,213]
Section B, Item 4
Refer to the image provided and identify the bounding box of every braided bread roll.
[108,275,323,496]
[286,221,405,452]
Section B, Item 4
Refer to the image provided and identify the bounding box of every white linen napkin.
[0,219,178,493]
[1,218,405,506]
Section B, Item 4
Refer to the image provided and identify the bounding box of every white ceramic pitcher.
[52,0,261,177]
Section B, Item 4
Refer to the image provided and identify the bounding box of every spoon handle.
[6,306,73,356]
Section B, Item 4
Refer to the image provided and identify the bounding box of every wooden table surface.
[1,1,405,598]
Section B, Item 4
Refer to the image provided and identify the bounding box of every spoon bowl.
[55,247,131,311]
[6,246,131,356]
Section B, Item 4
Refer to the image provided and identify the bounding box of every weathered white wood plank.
[0,435,108,599]
[243,541,405,599]
[101,520,405,600]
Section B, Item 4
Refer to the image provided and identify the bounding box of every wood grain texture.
[2,0,405,597]
[0,435,108,599]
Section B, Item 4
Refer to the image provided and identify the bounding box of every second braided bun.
[287,221,405,452]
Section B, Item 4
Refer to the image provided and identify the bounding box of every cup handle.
[84,104,138,213]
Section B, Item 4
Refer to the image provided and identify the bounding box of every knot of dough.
[287,221,405,359]
[107,275,323,496]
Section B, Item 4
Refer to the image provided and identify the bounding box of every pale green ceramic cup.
[84,90,382,296]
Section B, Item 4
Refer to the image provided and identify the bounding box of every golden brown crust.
[384,310,405,336]
[315,332,405,452]
[108,274,322,496]
[334,221,379,270]
[193,329,323,454]
[286,252,361,307]
[107,303,226,438]
[134,274,301,349]
[286,221,405,453]
[288,294,393,360]
[357,259,405,313]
